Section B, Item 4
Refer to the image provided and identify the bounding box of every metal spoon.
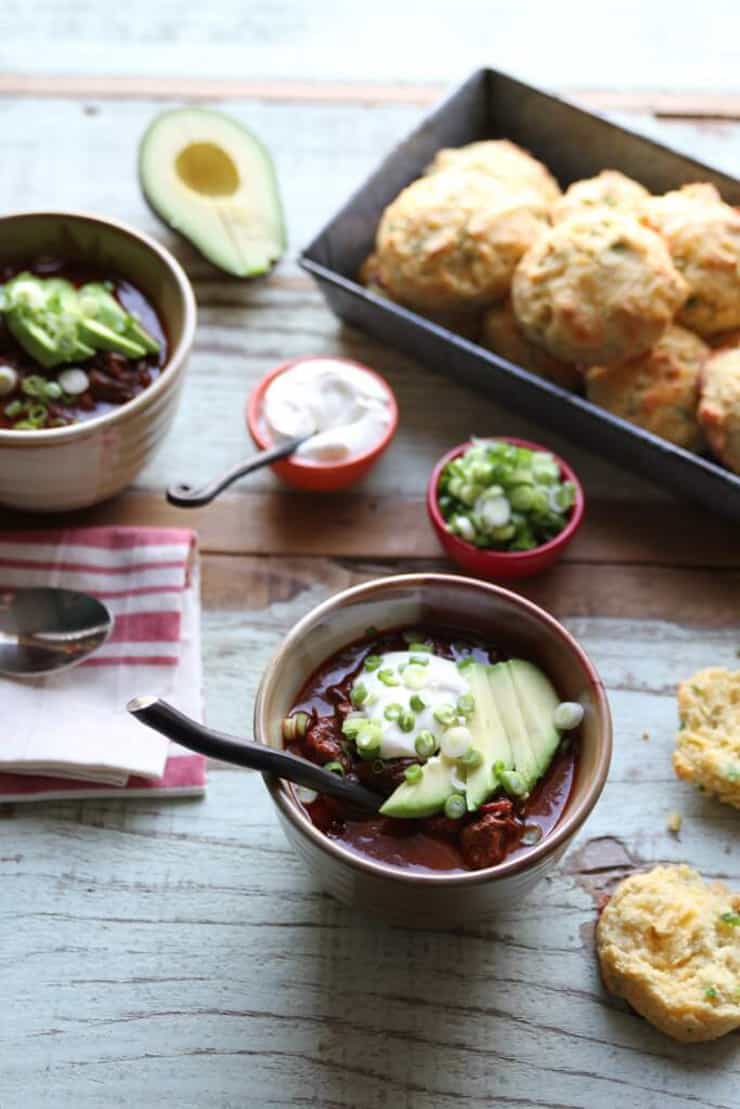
[166,435,308,508]
[127,696,383,812]
[0,587,113,677]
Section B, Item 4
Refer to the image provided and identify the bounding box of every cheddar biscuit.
[425,139,561,205]
[552,170,649,225]
[597,865,740,1042]
[480,299,580,389]
[585,325,708,450]
[511,212,688,364]
[642,184,740,336]
[673,667,740,807]
[373,171,549,313]
[697,348,740,474]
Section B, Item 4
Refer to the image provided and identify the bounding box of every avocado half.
[139,107,286,278]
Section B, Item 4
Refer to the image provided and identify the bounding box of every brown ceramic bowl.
[0,210,196,512]
[254,573,612,927]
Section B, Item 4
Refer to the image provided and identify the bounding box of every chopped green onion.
[384,703,403,722]
[409,693,427,713]
[324,761,344,776]
[414,731,436,759]
[410,654,430,666]
[0,365,18,396]
[356,726,382,757]
[398,709,415,733]
[720,911,740,926]
[363,654,382,671]
[350,682,368,707]
[281,711,311,743]
[433,704,457,727]
[378,669,400,686]
[457,693,475,719]
[4,399,24,418]
[404,763,423,784]
[403,665,428,690]
[408,642,432,654]
[440,725,473,759]
[342,717,363,739]
[704,986,718,1001]
[499,768,529,799]
[21,375,50,399]
[444,793,466,820]
[461,748,483,770]
[44,381,62,400]
[553,702,584,730]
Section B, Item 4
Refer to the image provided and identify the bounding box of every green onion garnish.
[350,682,368,707]
[404,764,423,784]
[444,794,466,820]
[384,703,403,722]
[378,669,400,687]
[409,694,426,713]
[398,709,415,733]
[414,731,436,759]
[363,654,382,671]
[324,761,344,776]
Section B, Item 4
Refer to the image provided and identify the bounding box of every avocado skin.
[138,107,286,278]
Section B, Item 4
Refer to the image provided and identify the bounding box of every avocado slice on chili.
[138,106,286,278]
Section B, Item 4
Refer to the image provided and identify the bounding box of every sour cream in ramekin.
[262,357,394,464]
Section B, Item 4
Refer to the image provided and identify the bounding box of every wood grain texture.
[0,0,739,96]
[1,67,740,1109]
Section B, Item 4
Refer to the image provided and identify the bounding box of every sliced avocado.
[488,661,540,791]
[6,310,61,368]
[79,283,160,355]
[465,662,514,811]
[139,106,286,278]
[77,317,147,359]
[508,659,562,778]
[379,755,456,819]
[125,316,160,355]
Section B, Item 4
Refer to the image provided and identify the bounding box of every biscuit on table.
[373,170,549,313]
[596,864,740,1042]
[585,324,708,451]
[552,169,649,225]
[425,139,561,205]
[511,211,688,365]
[673,667,740,807]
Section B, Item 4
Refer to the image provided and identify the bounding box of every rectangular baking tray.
[299,68,740,522]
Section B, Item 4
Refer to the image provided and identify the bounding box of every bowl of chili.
[0,210,196,512]
[254,572,612,927]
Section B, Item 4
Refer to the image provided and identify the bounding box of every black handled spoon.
[127,696,383,812]
[166,435,308,508]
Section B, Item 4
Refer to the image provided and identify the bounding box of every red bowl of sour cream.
[247,356,398,491]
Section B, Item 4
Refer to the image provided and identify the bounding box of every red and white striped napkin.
[0,527,206,802]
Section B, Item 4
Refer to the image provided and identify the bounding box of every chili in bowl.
[0,211,196,513]
[254,573,612,927]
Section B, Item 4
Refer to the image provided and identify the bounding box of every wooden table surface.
[1,15,739,1105]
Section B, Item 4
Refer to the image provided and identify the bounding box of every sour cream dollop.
[262,358,393,464]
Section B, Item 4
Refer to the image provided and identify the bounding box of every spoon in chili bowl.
[127,695,383,812]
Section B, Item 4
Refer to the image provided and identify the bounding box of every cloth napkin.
[0,526,206,801]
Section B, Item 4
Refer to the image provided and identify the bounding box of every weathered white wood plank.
[1,0,739,94]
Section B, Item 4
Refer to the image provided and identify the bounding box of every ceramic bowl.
[0,211,196,512]
[427,438,585,580]
[246,356,398,492]
[254,572,612,928]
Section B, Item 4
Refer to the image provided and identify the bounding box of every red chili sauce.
[0,259,168,431]
[285,627,577,874]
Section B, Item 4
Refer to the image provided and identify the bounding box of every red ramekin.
[246,356,398,492]
[426,437,585,580]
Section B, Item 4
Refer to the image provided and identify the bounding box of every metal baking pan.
[299,68,740,521]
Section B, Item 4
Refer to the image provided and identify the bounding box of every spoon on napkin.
[0,587,113,677]
[127,695,383,811]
